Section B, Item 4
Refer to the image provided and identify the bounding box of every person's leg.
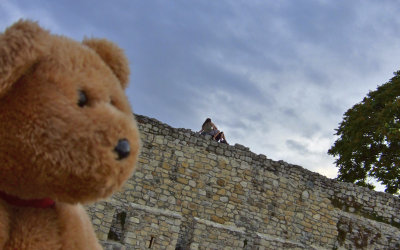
[214,132,222,141]
[220,132,228,144]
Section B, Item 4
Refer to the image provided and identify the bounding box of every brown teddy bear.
[0,20,140,249]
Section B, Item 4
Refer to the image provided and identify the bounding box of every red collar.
[0,191,55,209]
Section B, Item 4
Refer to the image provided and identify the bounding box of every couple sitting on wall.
[199,118,228,144]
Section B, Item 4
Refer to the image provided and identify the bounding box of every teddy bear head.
[0,20,140,204]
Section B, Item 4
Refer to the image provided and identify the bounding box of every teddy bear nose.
[114,139,130,160]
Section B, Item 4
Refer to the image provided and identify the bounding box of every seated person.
[199,118,228,144]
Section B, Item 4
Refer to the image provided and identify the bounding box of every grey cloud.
[286,139,310,155]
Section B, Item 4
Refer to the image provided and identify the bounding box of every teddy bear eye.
[78,90,88,107]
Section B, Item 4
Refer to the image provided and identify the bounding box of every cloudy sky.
[2,0,400,190]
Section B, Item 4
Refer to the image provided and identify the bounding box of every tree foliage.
[328,71,400,194]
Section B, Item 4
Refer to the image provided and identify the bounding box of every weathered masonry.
[87,114,400,249]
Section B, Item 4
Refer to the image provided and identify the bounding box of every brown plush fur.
[0,20,140,249]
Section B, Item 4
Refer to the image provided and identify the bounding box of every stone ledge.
[193,216,309,249]
[255,232,309,249]
[129,202,182,219]
[194,217,246,233]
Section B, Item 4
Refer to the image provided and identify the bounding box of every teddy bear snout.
[114,138,130,160]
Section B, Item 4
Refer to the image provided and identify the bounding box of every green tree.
[328,71,400,194]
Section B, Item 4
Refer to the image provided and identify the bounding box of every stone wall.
[87,114,400,249]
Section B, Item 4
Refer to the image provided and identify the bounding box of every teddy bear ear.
[83,38,130,89]
[0,19,48,98]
